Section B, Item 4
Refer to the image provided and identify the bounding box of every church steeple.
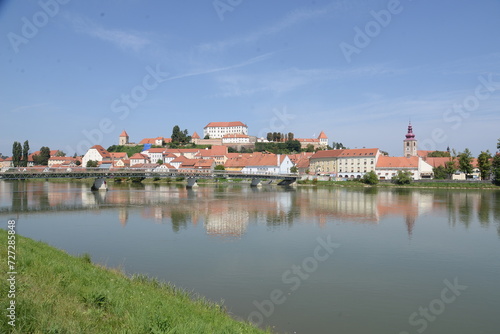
[403,122,418,157]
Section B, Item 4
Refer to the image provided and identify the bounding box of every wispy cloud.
[199,6,329,53]
[9,103,49,113]
[64,13,151,52]
[212,64,409,98]
[166,52,274,81]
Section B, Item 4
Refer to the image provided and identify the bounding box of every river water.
[1,180,499,334]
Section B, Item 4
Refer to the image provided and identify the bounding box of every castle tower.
[119,130,129,145]
[403,123,417,158]
[318,131,328,147]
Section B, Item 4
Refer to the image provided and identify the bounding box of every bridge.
[0,168,299,189]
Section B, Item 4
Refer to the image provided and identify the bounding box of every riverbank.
[0,229,268,334]
[296,179,499,189]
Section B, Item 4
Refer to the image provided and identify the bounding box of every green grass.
[0,229,269,334]
[296,179,499,189]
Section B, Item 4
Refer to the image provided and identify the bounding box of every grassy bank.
[296,179,499,189]
[0,230,268,334]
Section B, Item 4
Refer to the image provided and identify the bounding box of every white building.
[375,156,434,180]
[221,133,251,144]
[203,121,248,139]
[82,145,111,167]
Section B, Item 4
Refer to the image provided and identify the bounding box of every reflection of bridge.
[0,168,298,189]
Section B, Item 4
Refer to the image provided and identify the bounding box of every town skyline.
[1,1,499,157]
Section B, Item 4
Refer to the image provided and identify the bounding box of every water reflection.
[1,181,499,238]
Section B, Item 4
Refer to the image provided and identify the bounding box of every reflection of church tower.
[403,123,418,158]
[119,130,129,145]
[405,213,417,238]
[119,207,129,226]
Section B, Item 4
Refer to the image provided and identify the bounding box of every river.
[1,180,499,333]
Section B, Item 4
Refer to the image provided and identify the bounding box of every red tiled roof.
[120,130,129,137]
[48,157,76,162]
[139,138,156,145]
[130,153,149,160]
[376,156,419,168]
[110,152,128,159]
[90,145,111,159]
[204,121,247,128]
[192,132,200,139]
[145,148,166,153]
[318,131,328,139]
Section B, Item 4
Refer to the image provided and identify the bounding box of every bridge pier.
[91,178,108,191]
[250,178,262,187]
[186,177,198,188]
[277,179,295,186]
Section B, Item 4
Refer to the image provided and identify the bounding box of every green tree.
[55,150,66,157]
[477,150,492,180]
[214,164,225,170]
[157,159,163,165]
[392,171,412,185]
[266,132,273,141]
[86,160,98,168]
[427,151,451,157]
[288,132,294,141]
[204,134,210,139]
[497,138,500,151]
[37,147,51,166]
[305,144,315,152]
[22,140,30,167]
[171,125,191,145]
[12,142,23,167]
[290,166,298,174]
[432,166,448,180]
[75,160,81,166]
[286,139,301,153]
[361,170,379,185]
[492,154,500,185]
[458,148,474,178]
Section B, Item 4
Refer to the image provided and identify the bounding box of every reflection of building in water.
[118,207,128,226]
[205,209,249,237]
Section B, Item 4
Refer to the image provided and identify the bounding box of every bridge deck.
[0,168,298,182]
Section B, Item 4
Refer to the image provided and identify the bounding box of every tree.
[432,166,448,180]
[171,125,191,145]
[214,164,225,170]
[290,166,298,174]
[458,148,474,178]
[22,140,30,167]
[12,141,22,167]
[38,147,51,166]
[157,159,163,165]
[427,151,451,157]
[204,134,210,139]
[55,150,66,157]
[272,132,278,142]
[75,160,81,166]
[492,154,500,185]
[288,132,294,141]
[361,171,379,185]
[392,171,412,185]
[86,160,98,168]
[305,144,315,152]
[497,138,500,151]
[286,139,301,153]
[477,150,492,180]
[266,132,273,142]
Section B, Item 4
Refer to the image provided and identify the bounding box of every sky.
[1,0,499,157]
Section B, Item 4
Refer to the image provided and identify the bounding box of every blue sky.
[1,0,499,157]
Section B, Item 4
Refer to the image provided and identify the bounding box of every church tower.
[119,130,129,145]
[318,131,328,147]
[403,123,417,158]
